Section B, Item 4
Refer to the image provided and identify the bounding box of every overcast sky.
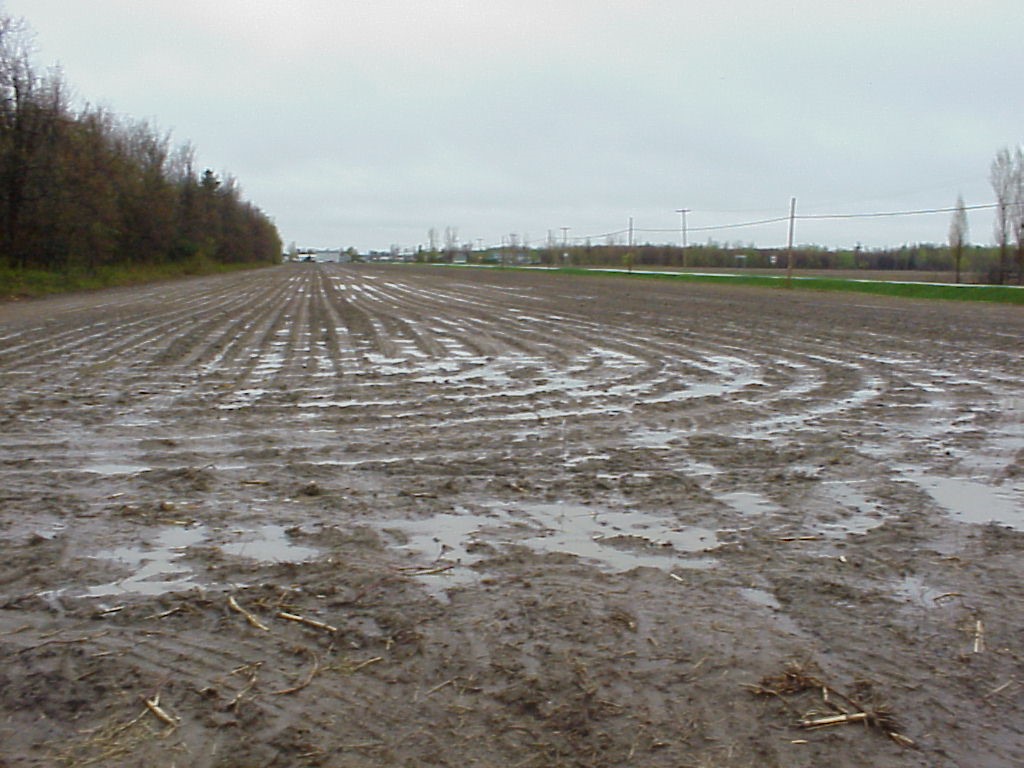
[6,0,1022,252]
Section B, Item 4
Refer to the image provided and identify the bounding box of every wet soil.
[1,263,1022,767]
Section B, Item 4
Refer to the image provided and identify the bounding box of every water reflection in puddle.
[911,474,1023,530]
[891,574,952,609]
[679,457,724,477]
[83,462,151,476]
[717,491,780,516]
[6,515,67,543]
[818,481,893,537]
[737,586,781,610]
[513,502,718,568]
[84,523,319,597]
[222,524,319,562]
[87,525,206,597]
[381,501,719,594]
[627,429,678,449]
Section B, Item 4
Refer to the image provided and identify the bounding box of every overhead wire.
[474,200,1001,249]
[796,202,998,220]
[589,202,1000,243]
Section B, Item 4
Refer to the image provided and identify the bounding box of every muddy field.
[0,263,1022,767]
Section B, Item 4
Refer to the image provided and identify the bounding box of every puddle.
[86,525,206,597]
[5,515,67,543]
[222,524,320,562]
[379,502,719,596]
[911,474,1023,530]
[83,462,151,476]
[382,510,499,593]
[495,502,718,573]
[678,457,724,477]
[563,452,611,468]
[717,491,781,516]
[738,586,781,610]
[891,574,952,609]
[745,374,885,437]
[513,502,718,566]
[955,430,1024,476]
[627,428,679,449]
[817,480,893,537]
[84,523,319,597]
[218,388,269,409]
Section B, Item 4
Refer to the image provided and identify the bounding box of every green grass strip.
[0,260,277,301]
[528,266,1024,304]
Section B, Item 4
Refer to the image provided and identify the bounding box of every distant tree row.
[542,242,976,272]
[433,241,1002,280]
[0,13,281,274]
[416,147,1024,284]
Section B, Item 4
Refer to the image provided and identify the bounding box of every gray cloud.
[7,0,1020,250]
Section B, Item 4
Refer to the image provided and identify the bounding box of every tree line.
[0,12,281,277]
[415,239,1005,279]
[416,145,1024,284]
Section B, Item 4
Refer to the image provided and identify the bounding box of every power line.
[572,227,630,243]
[607,202,1000,241]
[797,202,998,220]
[466,200,1001,251]
[647,215,792,234]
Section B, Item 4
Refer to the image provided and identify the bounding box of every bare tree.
[1012,146,1024,284]
[990,147,1015,284]
[443,225,458,253]
[948,194,968,283]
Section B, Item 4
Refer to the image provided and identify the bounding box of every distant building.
[294,249,343,263]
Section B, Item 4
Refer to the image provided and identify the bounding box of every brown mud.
[0,263,1022,767]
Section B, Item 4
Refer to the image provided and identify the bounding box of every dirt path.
[1,264,1022,767]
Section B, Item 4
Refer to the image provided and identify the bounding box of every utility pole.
[560,227,569,267]
[785,197,797,286]
[675,208,690,268]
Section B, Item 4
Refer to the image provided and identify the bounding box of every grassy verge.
[0,259,278,301]
[542,267,1024,305]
